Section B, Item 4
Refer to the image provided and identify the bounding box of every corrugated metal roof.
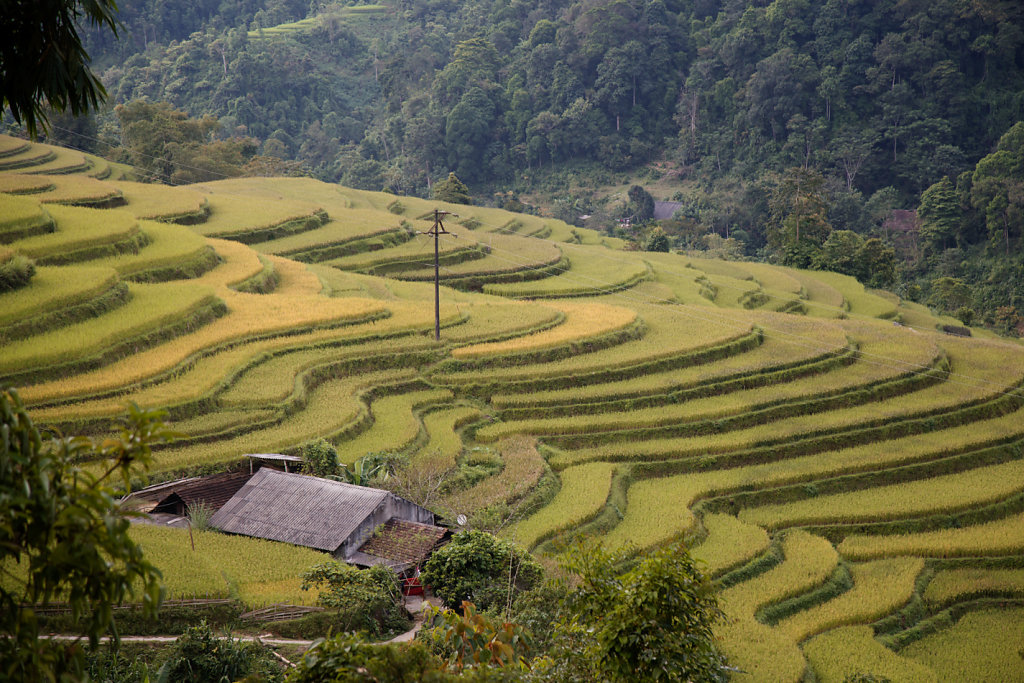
[210,469,388,552]
[247,453,303,462]
[358,519,449,566]
[152,470,253,512]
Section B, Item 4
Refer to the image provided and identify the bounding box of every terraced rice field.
[21,174,123,206]
[109,180,208,221]
[3,135,1024,674]
[128,525,326,604]
[247,3,386,41]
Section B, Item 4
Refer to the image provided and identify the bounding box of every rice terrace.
[3,131,1024,681]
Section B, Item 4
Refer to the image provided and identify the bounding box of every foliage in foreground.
[0,388,175,682]
[301,561,409,636]
[155,620,283,683]
[1,0,119,137]
[290,540,727,683]
[553,542,728,683]
[421,530,544,614]
[287,634,512,683]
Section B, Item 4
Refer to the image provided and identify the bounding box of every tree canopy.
[0,0,120,137]
[422,530,542,613]
[432,172,473,205]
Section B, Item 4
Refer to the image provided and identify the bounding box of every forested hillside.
[82,0,1023,192]
[14,0,1021,330]
[77,0,1015,187]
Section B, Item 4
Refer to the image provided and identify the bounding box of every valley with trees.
[2,0,1024,681]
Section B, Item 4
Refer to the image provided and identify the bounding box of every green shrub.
[155,620,282,683]
[558,541,728,683]
[288,634,454,683]
[422,530,543,613]
[300,561,408,636]
[301,438,339,477]
[0,250,36,292]
[432,172,471,205]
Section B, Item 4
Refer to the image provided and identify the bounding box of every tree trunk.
[689,93,698,144]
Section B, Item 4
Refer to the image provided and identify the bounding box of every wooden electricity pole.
[427,208,452,341]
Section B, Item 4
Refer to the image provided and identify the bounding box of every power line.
[438,206,959,339]
[424,209,454,341]
[433,233,1024,400]
[10,127,1023,398]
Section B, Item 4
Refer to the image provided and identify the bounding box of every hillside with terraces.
[2,133,1024,681]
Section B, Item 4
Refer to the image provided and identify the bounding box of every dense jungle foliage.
[23,0,1024,329]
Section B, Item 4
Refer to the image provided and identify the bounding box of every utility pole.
[427,208,452,341]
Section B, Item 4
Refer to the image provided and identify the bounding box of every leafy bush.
[287,634,455,683]
[643,226,670,252]
[422,601,532,672]
[954,306,975,325]
[432,172,471,205]
[421,531,543,613]
[0,250,36,292]
[300,561,409,636]
[301,438,339,477]
[558,541,728,683]
[155,620,282,683]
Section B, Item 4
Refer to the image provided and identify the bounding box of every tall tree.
[918,176,962,253]
[444,87,495,180]
[971,122,1024,254]
[768,167,833,266]
[595,41,647,132]
[829,127,878,192]
[627,185,655,222]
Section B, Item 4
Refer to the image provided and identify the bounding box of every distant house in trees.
[652,201,683,221]
[883,209,921,260]
[210,468,447,571]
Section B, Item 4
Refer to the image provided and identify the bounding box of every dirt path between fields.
[42,593,442,649]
